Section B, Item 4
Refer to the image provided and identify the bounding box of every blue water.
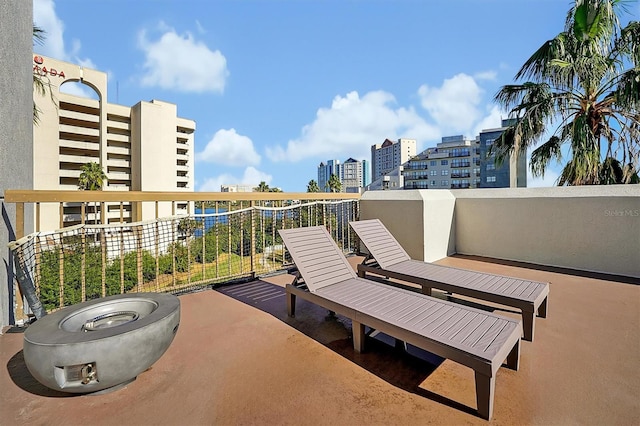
[193,207,228,236]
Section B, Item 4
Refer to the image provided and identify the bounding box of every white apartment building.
[220,184,255,192]
[370,138,416,180]
[32,55,195,231]
[404,127,526,190]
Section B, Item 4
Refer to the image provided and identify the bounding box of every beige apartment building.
[32,55,195,231]
[371,138,416,180]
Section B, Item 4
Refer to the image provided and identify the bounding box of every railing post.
[81,225,86,302]
[58,238,64,309]
[250,201,256,274]
[201,202,206,282]
[15,202,24,240]
[135,224,143,293]
[101,228,106,297]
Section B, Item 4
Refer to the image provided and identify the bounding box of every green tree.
[32,25,50,125]
[492,0,639,185]
[78,162,107,225]
[78,162,107,190]
[254,181,270,192]
[307,179,320,192]
[326,174,342,193]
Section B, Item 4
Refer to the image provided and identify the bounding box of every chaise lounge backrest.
[280,226,356,292]
[351,219,410,268]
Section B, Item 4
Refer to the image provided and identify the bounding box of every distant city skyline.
[33,0,635,191]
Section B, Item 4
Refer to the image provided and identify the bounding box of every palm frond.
[530,136,563,178]
[611,67,640,112]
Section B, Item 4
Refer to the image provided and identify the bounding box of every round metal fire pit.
[23,293,180,394]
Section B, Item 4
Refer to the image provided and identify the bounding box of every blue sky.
[32,0,637,191]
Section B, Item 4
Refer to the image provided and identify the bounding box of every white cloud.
[198,167,272,191]
[471,105,505,138]
[418,73,484,135]
[33,0,65,59]
[266,90,439,162]
[59,81,99,99]
[196,129,261,166]
[34,0,94,66]
[34,0,96,99]
[474,70,497,81]
[138,26,228,93]
[242,167,272,185]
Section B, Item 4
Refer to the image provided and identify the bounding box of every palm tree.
[326,174,342,193]
[33,24,47,125]
[492,0,639,185]
[78,162,107,190]
[254,181,270,192]
[307,179,320,193]
[78,162,107,225]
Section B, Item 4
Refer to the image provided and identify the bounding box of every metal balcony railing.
[5,190,360,321]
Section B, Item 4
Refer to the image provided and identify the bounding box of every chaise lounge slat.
[279,226,522,420]
[350,219,549,341]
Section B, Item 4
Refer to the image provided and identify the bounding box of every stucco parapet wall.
[360,190,456,262]
[359,186,639,278]
[452,185,639,278]
[450,185,640,199]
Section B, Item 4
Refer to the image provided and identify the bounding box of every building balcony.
[1,187,638,425]
[106,120,131,132]
[451,173,471,179]
[404,183,429,189]
[450,183,471,189]
[405,164,428,170]
[59,108,100,126]
[450,162,471,168]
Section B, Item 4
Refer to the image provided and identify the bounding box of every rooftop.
[2,255,638,425]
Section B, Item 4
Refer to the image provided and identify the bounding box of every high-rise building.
[403,124,526,190]
[33,55,196,231]
[478,119,527,188]
[340,158,364,193]
[371,138,416,180]
[404,135,478,190]
[317,160,340,192]
[317,158,367,192]
[362,159,371,187]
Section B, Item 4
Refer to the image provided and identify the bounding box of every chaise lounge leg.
[357,269,366,278]
[287,291,296,317]
[506,338,520,371]
[522,310,535,342]
[538,297,548,318]
[352,320,365,353]
[475,371,495,420]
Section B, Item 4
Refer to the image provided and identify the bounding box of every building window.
[485,138,494,146]
[486,176,496,183]
[431,180,436,186]
[441,160,448,166]
[430,160,437,166]
[486,163,496,171]
[441,180,449,186]
[441,170,449,176]
[430,170,437,176]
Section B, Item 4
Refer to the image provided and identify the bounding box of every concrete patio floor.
[1,255,638,425]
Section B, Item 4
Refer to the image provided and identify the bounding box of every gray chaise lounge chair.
[350,219,549,342]
[279,226,522,420]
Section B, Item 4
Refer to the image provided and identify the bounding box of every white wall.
[360,190,455,262]
[453,186,640,278]
[360,186,640,278]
